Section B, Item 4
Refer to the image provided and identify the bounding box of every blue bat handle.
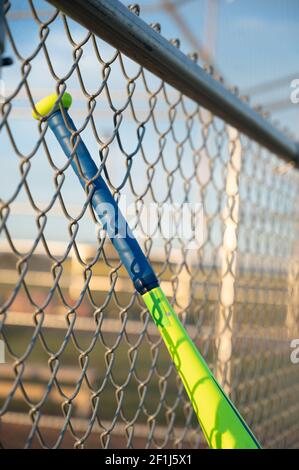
[48,110,159,295]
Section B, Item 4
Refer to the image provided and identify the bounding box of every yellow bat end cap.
[32,92,72,120]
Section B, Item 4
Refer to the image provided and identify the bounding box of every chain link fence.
[1,0,299,449]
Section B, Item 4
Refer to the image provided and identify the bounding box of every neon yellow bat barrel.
[33,93,261,449]
[143,287,260,448]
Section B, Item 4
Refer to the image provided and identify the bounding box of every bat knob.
[32,92,72,120]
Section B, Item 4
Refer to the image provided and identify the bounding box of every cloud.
[233,15,298,34]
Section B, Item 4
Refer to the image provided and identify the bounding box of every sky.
[0,0,298,255]
[2,0,299,130]
[134,0,299,134]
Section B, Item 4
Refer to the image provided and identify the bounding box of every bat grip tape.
[48,110,159,295]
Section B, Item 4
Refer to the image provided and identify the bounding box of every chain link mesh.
[1,0,299,449]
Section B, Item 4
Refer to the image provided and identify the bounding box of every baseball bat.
[32,92,261,449]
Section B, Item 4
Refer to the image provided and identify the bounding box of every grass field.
[1,324,203,428]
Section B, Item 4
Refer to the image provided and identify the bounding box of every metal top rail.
[47,0,299,166]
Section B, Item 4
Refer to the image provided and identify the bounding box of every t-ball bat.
[32,92,261,449]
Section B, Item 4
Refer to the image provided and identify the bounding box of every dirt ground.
[0,422,199,449]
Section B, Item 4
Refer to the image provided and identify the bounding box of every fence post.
[286,177,299,336]
[287,242,299,335]
[215,126,242,396]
